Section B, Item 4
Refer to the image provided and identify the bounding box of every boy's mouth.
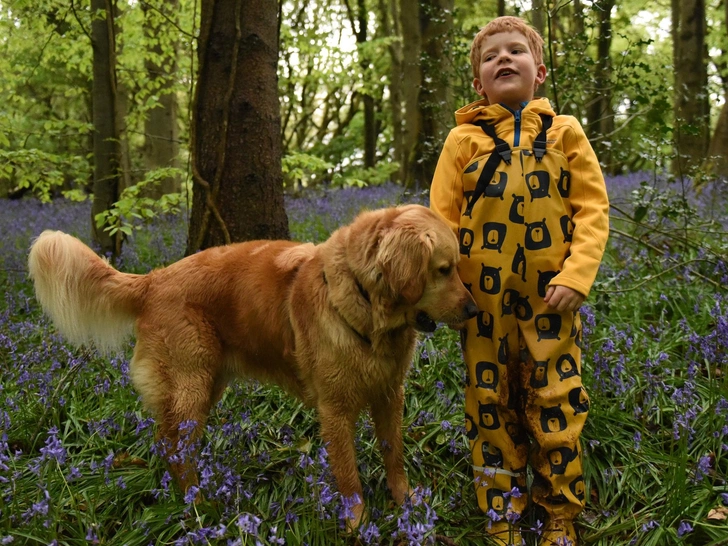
[496,68,517,79]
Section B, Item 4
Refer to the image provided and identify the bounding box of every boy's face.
[473,31,547,110]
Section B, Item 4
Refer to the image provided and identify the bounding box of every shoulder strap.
[464,121,511,217]
[533,113,553,162]
[465,115,552,216]
[472,120,512,165]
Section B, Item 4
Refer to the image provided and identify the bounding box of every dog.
[28,204,477,528]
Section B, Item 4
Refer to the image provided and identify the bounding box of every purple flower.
[505,510,521,523]
[359,522,381,544]
[237,513,262,536]
[676,521,693,537]
[21,488,50,522]
[86,525,99,544]
[268,526,285,545]
[338,492,361,523]
[486,508,502,523]
[183,485,200,505]
[39,426,66,465]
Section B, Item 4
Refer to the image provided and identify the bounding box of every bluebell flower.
[338,492,361,523]
[39,426,66,465]
[633,431,642,451]
[237,512,262,536]
[86,525,99,544]
[183,485,200,505]
[486,508,502,523]
[268,526,285,545]
[694,455,712,482]
[676,521,693,537]
[359,522,381,544]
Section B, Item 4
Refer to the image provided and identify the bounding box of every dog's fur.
[28,204,477,527]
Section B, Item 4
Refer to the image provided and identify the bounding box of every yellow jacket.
[430,98,609,297]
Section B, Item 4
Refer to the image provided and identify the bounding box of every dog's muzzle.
[446,299,479,330]
[415,311,437,333]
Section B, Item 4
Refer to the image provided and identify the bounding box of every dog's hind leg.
[371,385,411,505]
[129,337,221,495]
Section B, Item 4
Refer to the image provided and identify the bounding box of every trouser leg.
[519,310,589,521]
[462,317,529,520]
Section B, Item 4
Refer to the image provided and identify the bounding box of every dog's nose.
[464,299,478,320]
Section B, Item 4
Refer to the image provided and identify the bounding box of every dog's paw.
[390,481,413,505]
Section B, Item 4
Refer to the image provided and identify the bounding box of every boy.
[429,16,609,546]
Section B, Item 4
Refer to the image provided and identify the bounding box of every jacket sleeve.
[550,118,610,298]
[430,131,466,237]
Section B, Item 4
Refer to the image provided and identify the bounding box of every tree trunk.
[706,0,728,178]
[142,0,181,198]
[531,0,547,98]
[187,0,289,254]
[672,0,710,177]
[399,0,422,188]
[415,0,454,188]
[587,0,614,172]
[90,0,122,257]
[348,0,376,168]
[707,103,728,177]
[382,0,403,183]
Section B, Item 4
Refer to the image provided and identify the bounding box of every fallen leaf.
[707,506,728,522]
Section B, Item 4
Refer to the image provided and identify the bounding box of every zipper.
[501,103,522,147]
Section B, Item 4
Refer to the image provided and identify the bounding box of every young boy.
[429,16,609,546]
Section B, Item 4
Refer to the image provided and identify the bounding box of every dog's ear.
[376,227,435,304]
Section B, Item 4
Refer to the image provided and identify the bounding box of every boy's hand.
[544,285,585,312]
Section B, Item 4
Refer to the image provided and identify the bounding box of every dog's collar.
[322,272,371,345]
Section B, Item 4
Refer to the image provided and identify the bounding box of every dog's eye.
[439,265,453,276]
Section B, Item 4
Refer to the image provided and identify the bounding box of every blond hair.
[469,16,545,80]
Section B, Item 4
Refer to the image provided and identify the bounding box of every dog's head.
[353,205,478,333]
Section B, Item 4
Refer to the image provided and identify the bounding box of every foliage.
[282,152,334,189]
[2,0,704,206]
[0,146,92,201]
[0,0,195,201]
[93,167,188,236]
[1,174,727,545]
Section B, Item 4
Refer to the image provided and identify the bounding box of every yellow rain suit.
[430,97,609,522]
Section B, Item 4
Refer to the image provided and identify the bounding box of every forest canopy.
[1,0,726,207]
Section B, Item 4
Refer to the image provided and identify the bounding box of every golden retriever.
[28,204,477,528]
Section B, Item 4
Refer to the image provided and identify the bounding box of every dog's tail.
[28,230,149,352]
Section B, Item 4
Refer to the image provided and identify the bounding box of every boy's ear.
[535,64,547,86]
[473,78,489,100]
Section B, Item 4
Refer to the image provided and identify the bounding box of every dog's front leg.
[371,385,411,505]
[317,403,364,531]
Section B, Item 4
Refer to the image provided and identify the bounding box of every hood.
[454,97,555,126]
